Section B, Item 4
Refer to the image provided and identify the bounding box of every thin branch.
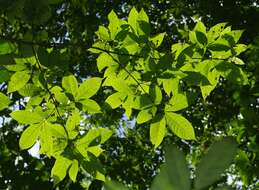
[90,46,160,60]
[31,46,68,136]
[0,35,229,62]
[108,52,149,95]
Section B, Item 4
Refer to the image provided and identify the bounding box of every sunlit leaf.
[165,112,195,140]
[76,77,102,100]
[150,116,166,148]
[10,110,43,124]
[8,71,30,93]
[69,160,79,182]
[51,156,72,184]
[0,92,11,111]
[19,125,40,149]
[62,75,78,97]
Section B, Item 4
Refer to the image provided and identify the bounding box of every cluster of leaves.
[90,7,247,148]
[0,6,251,188]
[106,137,238,190]
[0,43,113,185]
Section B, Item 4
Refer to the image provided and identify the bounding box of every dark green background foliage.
[0,0,259,190]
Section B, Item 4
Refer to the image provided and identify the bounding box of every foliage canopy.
[0,1,259,190]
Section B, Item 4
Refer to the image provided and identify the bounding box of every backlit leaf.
[150,33,166,48]
[76,77,102,100]
[150,116,166,148]
[69,160,79,182]
[0,92,11,111]
[51,156,72,184]
[8,71,30,93]
[19,125,40,149]
[10,110,43,124]
[136,107,157,124]
[150,85,162,105]
[165,112,195,140]
[62,75,78,96]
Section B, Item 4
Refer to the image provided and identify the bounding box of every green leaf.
[39,123,67,156]
[50,86,69,104]
[151,145,191,190]
[49,124,67,139]
[7,71,30,93]
[62,75,78,96]
[151,164,173,190]
[215,61,248,84]
[195,31,208,45]
[0,92,11,111]
[150,33,166,48]
[105,181,129,190]
[108,10,121,39]
[150,85,162,105]
[137,9,150,36]
[194,21,207,34]
[0,69,10,83]
[214,186,234,190]
[76,77,102,100]
[128,7,139,33]
[166,145,191,190]
[96,26,110,41]
[150,116,166,148]
[161,79,174,96]
[229,57,245,65]
[80,99,101,113]
[200,69,220,99]
[99,128,113,143]
[166,92,188,112]
[19,125,40,149]
[228,30,244,43]
[105,92,126,109]
[69,159,79,182]
[104,76,133,94]
[233,44,247,55]
[66,110,80,139]
[136,107,157,124]
[207,23,227,42]
[39,122,53,156]
[165,112,195,140]
[10,110,43,124]
[88,41,111,54]
[76,128,112,148]
[122,34,140,54]
[87,146,104,157]
[97,52,118,72]
[51,156,72,184]
[194,137,238,190]
[208,38,231,52]
[5,60,27,71]
[0,40,16,55]
[18,83,40,97]
[190,21,207,46]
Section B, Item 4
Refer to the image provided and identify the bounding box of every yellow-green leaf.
[0,92,11,111]
[62,75,78,96]
[69,160,79,182]
[150,33,166,48]
[10,110,43,124]
[165,112,195,140]
[19,125,40,149]
[76,77,102,100]
[150,116,166,148]
[8,71,30,93]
